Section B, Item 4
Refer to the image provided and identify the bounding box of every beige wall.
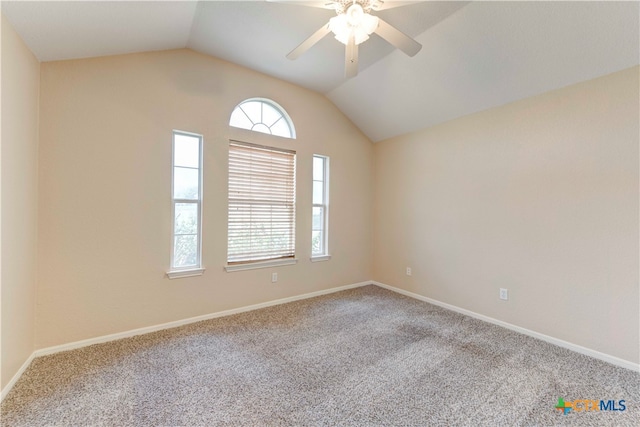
[373,66,640,364]
[1,15,40,389]
[5,31,636,369]
[37,49,373,348]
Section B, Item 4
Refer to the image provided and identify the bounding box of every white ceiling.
[2,1,638,142]
[328,1,640,141]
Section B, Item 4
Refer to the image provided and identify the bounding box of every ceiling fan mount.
[274,0,422,78]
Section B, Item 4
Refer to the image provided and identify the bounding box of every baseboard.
[1,280,371,402]
[372,281,639,372]
[7,278,633,403]
[34,281,372,359]
[1,352,36,401]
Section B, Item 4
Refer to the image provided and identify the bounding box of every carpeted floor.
[1,285,638,426]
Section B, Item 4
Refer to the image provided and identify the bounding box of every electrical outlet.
[406,267,412,276]
[499,288,508,300]
[271,272,278,283]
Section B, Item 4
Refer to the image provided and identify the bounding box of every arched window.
[229,98,296,139]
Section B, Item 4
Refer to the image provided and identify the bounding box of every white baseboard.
[32,281,372,358]
[1,352,35,401]
[372,281,639,372]
[1,280,371,402]
[4,278,635,402]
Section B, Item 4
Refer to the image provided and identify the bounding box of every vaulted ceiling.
[2,1,638,142]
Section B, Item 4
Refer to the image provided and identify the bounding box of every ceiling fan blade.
[374,18,422,56]
[287,23,332,60]
[345,34,359,78]
[266,0,338,10]
[370,1,425,12]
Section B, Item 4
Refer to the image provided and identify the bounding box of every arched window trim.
[229,97,296,139]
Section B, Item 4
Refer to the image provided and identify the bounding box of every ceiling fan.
[272,1,423,78]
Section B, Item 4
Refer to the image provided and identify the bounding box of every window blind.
[228,140,296,264]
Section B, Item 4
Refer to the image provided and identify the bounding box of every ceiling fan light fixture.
[346,3,365,26]
[360,12,379,35]
[329,3,379,45]
[285,0,422,79]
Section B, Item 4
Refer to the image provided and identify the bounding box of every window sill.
[166,268,205,279]
[310,255,331,262]
[225,258,298,272]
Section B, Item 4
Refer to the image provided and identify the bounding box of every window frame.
[311,154,331,261]
[168,130,204,279]
[225,140,298,272]
[229,98,297,139]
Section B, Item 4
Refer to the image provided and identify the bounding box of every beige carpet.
[2,285,638,426]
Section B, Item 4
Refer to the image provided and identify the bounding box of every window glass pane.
[230,99,294,139]
[171,130,202,271]
[174,235,198,267]
[312,206,323,230]
[251,123,271,135]
[174,134,200,168]
[229,108,254,130]
[262,103,282,127]
[270,118,292,138]
[312,230,323,255]
[174,167,199,199]
[313,181,324,204]
[240,102,261,123]
[175,203,198,235]
[312,154,329,257]
[313,156,324,181]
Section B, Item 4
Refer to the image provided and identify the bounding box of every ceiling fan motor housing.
[330,1,380,45]
[334,0,380,14]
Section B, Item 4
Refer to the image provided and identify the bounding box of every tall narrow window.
[169,131,203,278]
[227,141,297,270]
[312,155,330,260]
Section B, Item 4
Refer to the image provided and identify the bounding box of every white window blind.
[228,140,296,264]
